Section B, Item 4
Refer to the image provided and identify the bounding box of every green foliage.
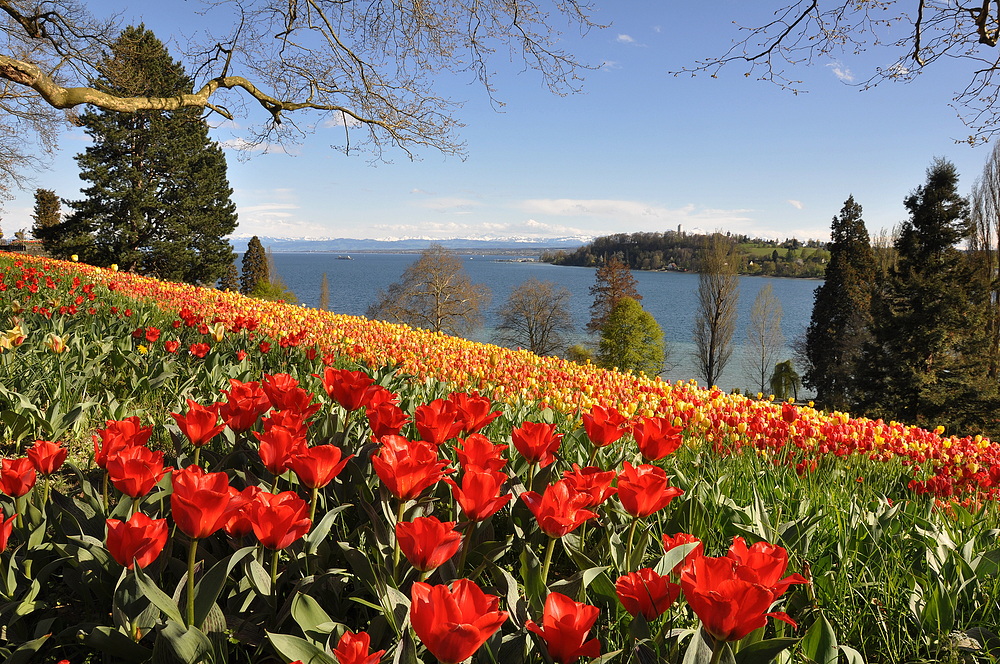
[769,360,801,400]
[804,196,875,411]
[597,296,665,375]
[241,236,268,295]
[318,272,331,311]
[857,159,1000,435]
[30,188,60,240]
[50,26,237,284]
[250,277,297,303]
[217,261,239,291]
[565,343,595,365]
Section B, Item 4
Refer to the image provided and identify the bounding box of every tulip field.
[1,253,999,664]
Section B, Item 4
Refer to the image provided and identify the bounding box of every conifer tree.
[218,261,239,291]
[318,273,331,311]
[241,236,269,294]
[858,159,1000,434]
[804,196,874,411]
[587,255,642,333]
[30,189,60,240]
[56,26,237,284]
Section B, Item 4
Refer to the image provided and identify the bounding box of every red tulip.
[224,485,261,538]
[170,466,233,539]
[396,516,463,572]
[781,402,798,424]
[726,537,809,597]
[93,417,153,469]
[446,467,513,521]
[289,445,353,489]
[164,340,180,353]
[0,513,14,552]
[511,421,563,468]
[662,532,704,574]
[366,399,409,438]
[582,404,627,447]
[262,372,322,417]
[0,458,36,497]
[631,416,684,461]
[262,408,312,439]
[526,592,601,664]
[371,436,453,501]
[414,398,464,446]
[106,445,168,498]
[447,391,501,434]
[248,490,312,549]
[561,464,618,507]
[319,367,376,412]
[615,568,680,620]
[410,579,508,664]
[219,379,271,433]
[333,630,385,664]
[616,462,684,518]
[106,512,168,569]
[171,399,225,447]
[189,342,210,358]
[455,434,508,473]
[680,554,798,643]
[26,439,67,475]
[253,426,307,475]
[521,480,597,538]
[145,326,161,344]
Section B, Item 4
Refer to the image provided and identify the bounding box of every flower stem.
[309,486,319,524]
[186,538,199,627]
[458,520,476,574]
[626,516,639,571]
[15,495,24,530]
[709,639,726,664]
[270,548,280,599]
[102,471,109,513]
[192,446,201,468]
[392,500,405,580]
[540,536,557,589]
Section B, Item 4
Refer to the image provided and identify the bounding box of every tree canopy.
[587,255,642,334]
[693,233,740,387]
[37,25,237,285]
[0,0,599,192]
[597,296,666,376]
[494,278,575,356]
[367,244,490,336]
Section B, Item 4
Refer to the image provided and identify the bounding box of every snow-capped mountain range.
[227,235,591,253]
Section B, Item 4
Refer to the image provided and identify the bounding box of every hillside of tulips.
[1,251,999,664]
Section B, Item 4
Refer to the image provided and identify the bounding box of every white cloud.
[600,60,621,71]
[322,112,364,129]
[616,34,635,44]
[826,61,854,83]
[787,199,804,210]
[411,196,483,215]
[220,138,296,154]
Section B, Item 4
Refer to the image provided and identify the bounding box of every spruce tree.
[218,261,239,291]
[59,26,237,284]
[241,236,268,294]
[30,189,61,240]
[858,159,999,434]
[804,196,874,411]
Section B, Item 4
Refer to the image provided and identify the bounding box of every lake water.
[269,252,819,394]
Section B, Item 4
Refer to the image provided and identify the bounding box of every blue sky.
[3,2,994,243]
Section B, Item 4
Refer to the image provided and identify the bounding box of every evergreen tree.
[218,261,239,291]
[30,189,61,240]
[241,236,268,294]
[587,255,642,333]
[770,360,802,401]
[858,158,1000,434]
[804,196,875,411]
[57,26,237,284]
[598,297,666,376]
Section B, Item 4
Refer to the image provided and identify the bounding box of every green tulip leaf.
[267,631,337,664]
[194,545,255,629]
[800,612,838,664]
[734,637,799,664]
[133,565,184,625]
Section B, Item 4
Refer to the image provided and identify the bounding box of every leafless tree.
[587,255,641,333]
[681,2,1000,143]
[0,0,600,193]
[743,283,784,394]
[367,244,490,336]
[494,277,574,356]
[970,140,1000,376]
[693,233,740,387]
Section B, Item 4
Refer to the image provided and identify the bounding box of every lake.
[268,252,819,394]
